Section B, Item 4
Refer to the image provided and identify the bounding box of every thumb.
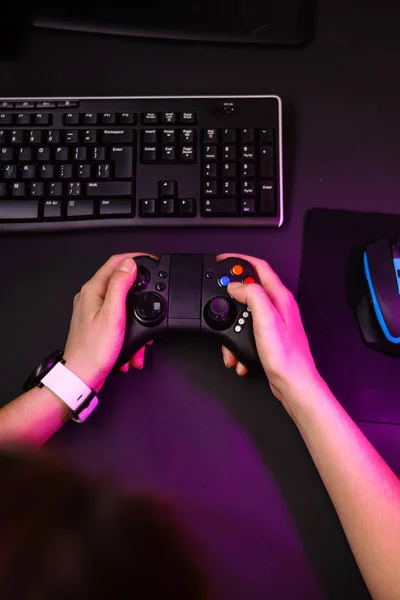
[227,281,276,335]
[102,258,137,318]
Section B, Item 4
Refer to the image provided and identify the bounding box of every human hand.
[63,253,154,392]
[217,254,319,408]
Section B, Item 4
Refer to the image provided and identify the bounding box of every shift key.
[86,182,132,196]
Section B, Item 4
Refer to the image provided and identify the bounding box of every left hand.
[63,253,154,391]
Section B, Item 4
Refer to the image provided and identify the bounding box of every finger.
[100,257,138,321]
[146,340,154,346]
[218,253,293,317]
[130,346,146,370]
[84,253,158,300]
[236,362,249,376]
[222,345,238,368]
[227,281,277,338]
[119,363,130,373]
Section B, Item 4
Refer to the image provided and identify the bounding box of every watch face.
[23,349,64,392]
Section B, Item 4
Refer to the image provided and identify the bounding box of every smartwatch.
[23,350,99,423]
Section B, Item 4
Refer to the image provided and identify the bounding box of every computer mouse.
[356,237,400,355]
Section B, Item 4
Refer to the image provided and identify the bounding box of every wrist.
[62,353,105,392]
[276,369,329,422]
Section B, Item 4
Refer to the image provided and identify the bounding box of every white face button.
[234,325,241,333]
[243,311,249,318]
[238,318,245,325]
[246,307,251,312]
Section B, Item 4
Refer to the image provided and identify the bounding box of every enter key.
[110,146,133,179]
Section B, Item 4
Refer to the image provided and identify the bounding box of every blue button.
[219,275,231,287]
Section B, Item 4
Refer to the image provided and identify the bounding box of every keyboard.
[0,96,283,231]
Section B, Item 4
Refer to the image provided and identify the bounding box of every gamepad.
[116,254,262,370]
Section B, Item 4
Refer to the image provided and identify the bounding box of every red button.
[243,276,255,284]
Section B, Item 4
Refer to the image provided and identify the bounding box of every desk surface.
[0,1,399,598]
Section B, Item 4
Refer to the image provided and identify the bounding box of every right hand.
[217,254,320,408]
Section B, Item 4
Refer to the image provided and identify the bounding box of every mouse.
[356,236,400,356]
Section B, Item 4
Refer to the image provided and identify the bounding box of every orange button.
[231,264,244,276]
[244,276,255,284]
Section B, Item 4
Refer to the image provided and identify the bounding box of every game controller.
[115,254,261,370]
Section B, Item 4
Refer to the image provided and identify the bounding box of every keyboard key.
[222,180,236,196]
[0,200,38,220]
[119,112,135,124]
[55,147,69,162]
[96,164,110,179]
[178,198,196,217]
[64,113,80,125]
[65,130,79,144]
[241,128,255,143]
[3,165,17,178]
[10,130,24,145]
[92,147,106,161]
[204,162,217,178]
[160,198,175,216]
[99,199,132,216]
[240,198,256,215]
[260,181,276,215]
[260,146,275,178]
[49,182,63,196]
[182,129,195,143]
[29,130,42,145]
[18,147,32,161]
[15,102,34,109]
[57,101,78,108]
[40,164,54,179]
[68,182,81,196]
[35,113,52,126]
[30,182,44,197]
[203,198,237,216]
[222,128,236,143]
[143,129,157,144]
[47,130,60,145]
[204,129,218,143]
[223,145,236,161]
[0,147,13,162]
[160,181,177,197]
[162,146,175,161]
[86,181,132,196]
[222,163,236,178]
[0,183,6,196]
[0,130,7,144]
[162,129,175,143]
[242,180,256,195]
[16,113,31,125]
[142,146,157,162]
[0,102,14,108]
[67,200,94,218]
[142,112,158,124]
[21,165,36,179]
[84,130,97,144]
[101,129,133,144]
[44,199,63,219]
[12,182,26,197]
[241,162,255,178]
[37,147,51,162]
[109,146,133,178]
[59,164,73,179]
[83,113,98,125]
[36,101,56,109]
[180,112,196,124]
[101,113,116,125]
[259,128,275,143]
[74,147,87,161]
[242,145,255,160]
[162,112,176,124]
[204,180,218,196]
[204,145,218,160]
[139,198,157,217]
[78,164,92,179]
[0,113,12,125]
[180,146,195,163]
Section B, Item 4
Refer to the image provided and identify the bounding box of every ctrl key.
[0,201,38,221]
[99,199,132,217]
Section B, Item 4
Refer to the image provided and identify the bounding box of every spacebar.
[86,182,132,196]
[0,201,38,220]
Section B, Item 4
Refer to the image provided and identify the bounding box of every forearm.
[284,375,400,600]
[0,387,72,447]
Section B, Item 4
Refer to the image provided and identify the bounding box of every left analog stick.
[134,292,166,326]
[132,266,150,291]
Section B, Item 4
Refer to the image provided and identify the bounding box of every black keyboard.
[0,96,283,231]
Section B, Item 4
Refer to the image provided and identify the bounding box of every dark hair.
[0,447,208,600]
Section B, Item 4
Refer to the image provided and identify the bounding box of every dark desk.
[0,1,399,598]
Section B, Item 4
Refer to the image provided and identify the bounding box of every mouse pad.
[299,208,400,426]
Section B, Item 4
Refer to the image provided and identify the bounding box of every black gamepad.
[115,254,261,370]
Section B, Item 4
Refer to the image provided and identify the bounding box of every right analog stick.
[205,297,236,330]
